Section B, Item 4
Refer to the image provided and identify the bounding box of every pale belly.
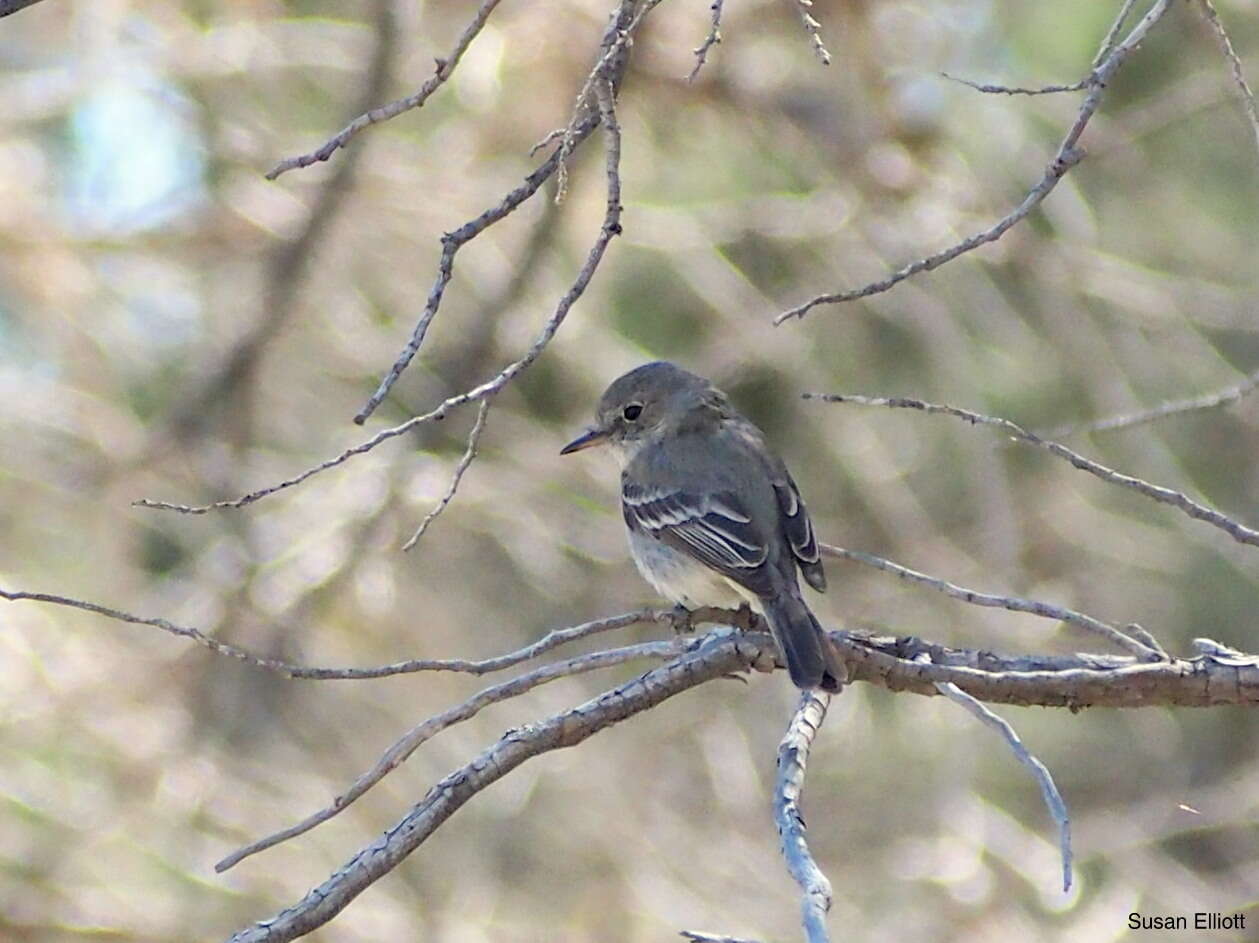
[627,529,762,611]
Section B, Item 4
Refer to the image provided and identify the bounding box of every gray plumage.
[561,361,843,692]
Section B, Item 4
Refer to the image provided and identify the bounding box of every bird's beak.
[560,426,609,455]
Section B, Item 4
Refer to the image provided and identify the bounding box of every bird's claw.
[669,604,697,635]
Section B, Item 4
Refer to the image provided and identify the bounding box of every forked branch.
[776,0,1174,322]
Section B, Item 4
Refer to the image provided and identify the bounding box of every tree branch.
[820,543,1162,659]
[348,110,599,427]
[775,690,834,943]
[1196,0,1259,162]
[835,629,1259,708]
[791,0,831,67]
[136,68,625,514]
[266,0,505,179]
[805,391,1259,549]
[939,72,1090,96]
[0,587,668,679]
[402,399,490,550]
[215,637,689,872]
[353,0,643,425]
[1042,364,1259,438]
[224,631,762,943]
[776,0,1174,322]
[221,623,1259,940]
[933,677,1072,892]
[688,0,726,82]
[163,0,398,444]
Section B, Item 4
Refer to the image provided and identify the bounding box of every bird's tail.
[762,592,845,692]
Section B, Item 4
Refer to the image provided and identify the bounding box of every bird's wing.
[774,471,826,592]
[621,478,775,595]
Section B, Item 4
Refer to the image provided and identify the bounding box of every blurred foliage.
[2,0,1259,940]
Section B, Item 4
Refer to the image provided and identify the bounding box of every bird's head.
[560,361,716,464]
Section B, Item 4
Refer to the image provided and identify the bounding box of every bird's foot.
[668,604,697,635]
[737,603,763,633]
[667,604,759,634]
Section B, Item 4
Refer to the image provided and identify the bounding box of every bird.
[561,361,844,691]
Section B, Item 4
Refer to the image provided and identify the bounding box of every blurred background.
[2,0,1259,940]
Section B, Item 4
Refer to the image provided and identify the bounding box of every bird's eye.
[622,403,643,421]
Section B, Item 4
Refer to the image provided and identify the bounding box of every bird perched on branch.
[561,361,843,692]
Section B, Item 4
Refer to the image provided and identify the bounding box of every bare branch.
[775,690,833,943]
[819,543,1162,659]
[939,71,1089,96]
[266,0,504,179]
[1093,0,1144,66]
[164,0,398,444]
[402,400,490,551]
[219,621,1259,937]
[216,638,688,872]
[353,0,642,426]
[934,677,1073,893]
[791,0,832,66]
[1192,636,1259,665]
[688,0,726,82]
[680,933,764,943]
[805,391,1259,549]
[20,581,1255,708]
[136,400,461,512]
[776,0,1174,323]
[0,587,327,677]
[224,631,761,943]
[1195,0,1259,162]
[555,0,661,202]
[0,587,665,679]
[833,629,1259,708]
[349,109,599,426]
[1043,365,1259,438]
[138,119,624,515]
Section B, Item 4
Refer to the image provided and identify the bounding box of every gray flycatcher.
[561,361,843,692]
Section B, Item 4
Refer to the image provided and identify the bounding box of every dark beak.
[560,427,609,455]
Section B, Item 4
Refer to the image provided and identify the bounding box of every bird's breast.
[626,529,759,610]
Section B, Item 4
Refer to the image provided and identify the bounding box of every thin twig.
[351,110,599,426]
[555,0,662,202]
[225,631,761,943]
[1043,365,1259,438]
[165,0,397,443]
[0,587,327,677]
[805,391,1259,549]
[832,628,1259,708]
[0,588,662,679]
[1093,0,1144,66]
[776,0,1173,323]
[266,0,505,179]
[216,638,688,872]
[352,1,643,426]
[791,0,832,66]
[819,544,1162,659]
[402,400,490,551]
[136,400,463,512]
[934,677,1073,893]
[775,690,833,943]
[1195,0,1259,162]
[164,616,1259,942]
[680,934,764,943]
[940,72,1089,96]
[530,126,566,156]
[150,9,626,513]
[1193,636,1259,666]
[688,0,726,81]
